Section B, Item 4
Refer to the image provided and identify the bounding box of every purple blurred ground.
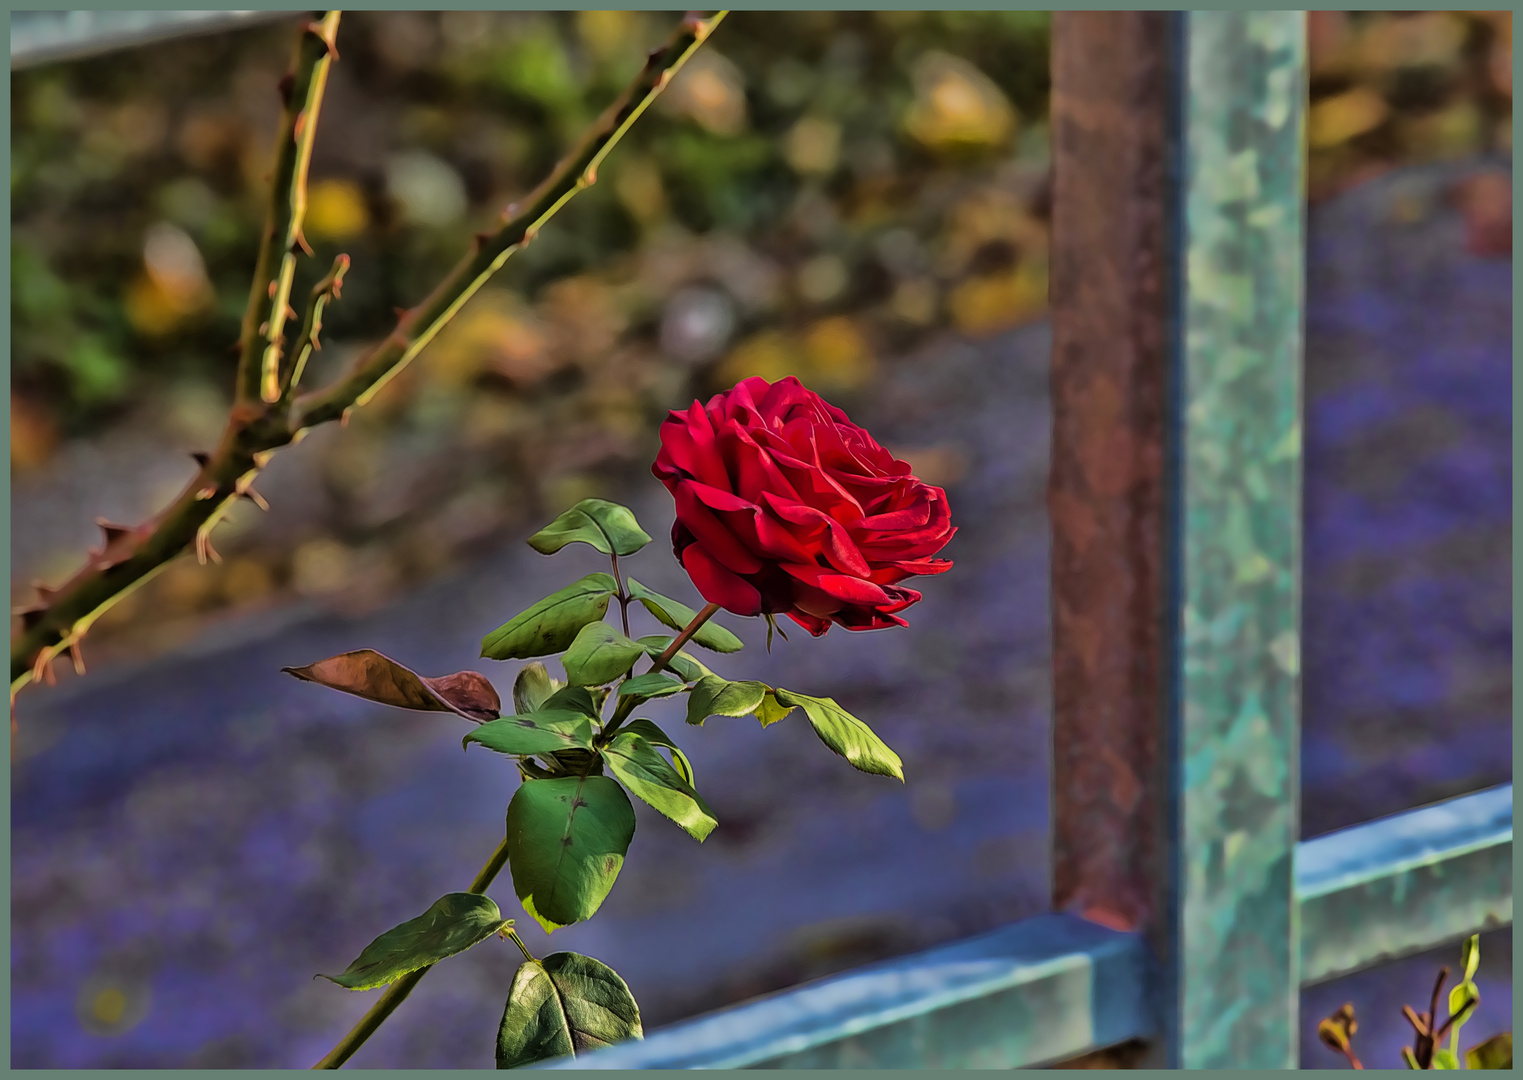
[10,158,1511,1067]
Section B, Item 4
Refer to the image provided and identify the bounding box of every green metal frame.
[550,12,1511,1070]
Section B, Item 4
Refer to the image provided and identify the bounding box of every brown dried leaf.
[283,648,500,722]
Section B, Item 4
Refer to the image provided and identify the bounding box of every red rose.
[652,375,955,635]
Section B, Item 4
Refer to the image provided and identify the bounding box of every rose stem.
[311,835,510,1069]
[601,602,720,741]
[610,552,631,637]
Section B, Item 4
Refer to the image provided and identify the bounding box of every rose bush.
[653,375,956,635]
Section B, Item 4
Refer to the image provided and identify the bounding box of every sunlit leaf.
[496,952,642,1069]
[616,672,687,699]
[626,578,743,653]
[619,718,695,786]
[685,674,768,726]
[1468,1032,1513,1070]
[528,499,652,557]
[773,689,904,781]
[562,622,645,687]
[514,662,558,715]
[505,776,635,932]
[600,732,716,841]
[481,574,618,661]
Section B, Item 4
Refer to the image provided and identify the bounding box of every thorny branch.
[10,11,728,702]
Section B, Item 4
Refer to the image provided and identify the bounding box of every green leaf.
[1432,1049,1459,1070]
[495,952,642,1069]
[754,690,795,728]
[619,718,695,786]
[1449,982,1480,1023]
[466,710,597,757]
[505,776,636,932]
[600,732,717,841]
[563,622,645,687]
[513,663,558,715]
[773,689,905,781]
[481,574,618,661]
[318,893,508,990]
[541,685,601,718]
[283,649,501,722]
[527,499,652,557]
[617,673,687,699]
[1462,934,1481,981]
[636,636,714,683]
[625,578,744,653]
[685,674,769,727]
[1467,1032,1513,1070]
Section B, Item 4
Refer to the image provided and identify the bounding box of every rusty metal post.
[1050,11,1306,1068]
[1049,7,1172,951]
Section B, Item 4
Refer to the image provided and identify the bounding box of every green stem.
[312,835,511,1069]
[506,929,536,964]
[602,601,720,741]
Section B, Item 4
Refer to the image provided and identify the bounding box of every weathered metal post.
[1050,11,1306,1068]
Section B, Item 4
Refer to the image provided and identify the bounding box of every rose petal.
[682,543,763,616]
[674,481,764,574]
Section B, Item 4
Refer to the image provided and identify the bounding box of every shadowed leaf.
[514,662,558,715]
[496,952,642,1069]
[506,776,635,932]
[773,689,904,781]
[481,574,618,661]
[283,649,500,722]
[600,731,716,840]
[1468,1033,1512,1070]
[617,673,686,699]
[318,893,508,990]
[626,578,743,653]
[528,499,652,557]
[619,718,695,786]
[635,636,713,683]
[466,710,596,757]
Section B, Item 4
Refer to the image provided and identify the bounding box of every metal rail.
[10,11,291,70]
[545,784,1512,1069]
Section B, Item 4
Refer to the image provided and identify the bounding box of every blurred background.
[10,10,1513,1069]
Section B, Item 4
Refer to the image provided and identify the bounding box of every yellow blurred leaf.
[427,289,555,387]
[948,262,1048,337]
[801,317,875,390]
[784,116,842,176]
[10,395,58,473]
[903,51,1016,151]
[1309,87,1389,149]
[663,49,747,136]
[306,178,370,241]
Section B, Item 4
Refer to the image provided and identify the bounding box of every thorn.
[285,304,299,322]
[278,72,295,105]
[259,321,271,336]
[195,527,222,566]
[94,519,134,547]
[293,110,307,141]
[306,21,340,60]
[30,581,57,603]
[340,407,354,428]
[253,450,275,469]
[190,452,210,468]
[196,486,219,501]
[268,280,279,300]
[294,230,314,257]
[240,488,271,512]
[582,164,598,187]
[31,648,53,686]
[68,641,86,677]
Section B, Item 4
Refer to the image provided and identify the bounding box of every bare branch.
[10,11,728,700]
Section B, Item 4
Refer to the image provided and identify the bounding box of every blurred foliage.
[8,11,1512,654]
